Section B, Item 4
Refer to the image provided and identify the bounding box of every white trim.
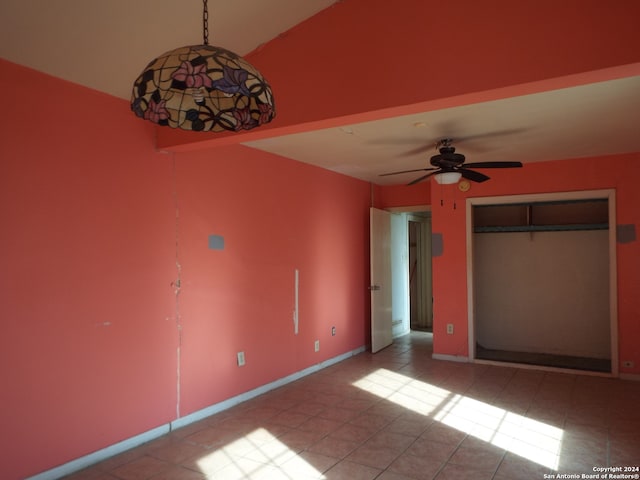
[474,358,615,377]
[466,199,475,362]
[171,345,366,429]
[386,204,432,214]
[432,353,469,363]
[27,345,366,480]
[466,189,618,375]
[464,189,614,206]
[608,193,619,375]
[26,425,170,480]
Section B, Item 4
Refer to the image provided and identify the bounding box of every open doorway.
[408,214,432,332]
[388,208,432,338]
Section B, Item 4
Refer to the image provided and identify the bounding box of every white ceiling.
[246,77,640,185]
[0,0,340,100]
[2,0,639,186]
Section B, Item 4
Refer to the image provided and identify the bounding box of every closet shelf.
[474,223,609,233]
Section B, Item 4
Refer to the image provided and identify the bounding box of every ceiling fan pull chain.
[453,184,457,210]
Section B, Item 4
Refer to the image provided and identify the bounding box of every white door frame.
[387,205,432,335]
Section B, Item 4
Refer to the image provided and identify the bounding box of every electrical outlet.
[622,360,635,368]
[237,351,246,367]
[446,324,454,335]
[331,326,336,336]
[314,340,320,352]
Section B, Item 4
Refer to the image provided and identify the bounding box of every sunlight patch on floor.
[435,393,562,469]
[353,368,450,416]
[353,368,563,470]
[196,427,324,479]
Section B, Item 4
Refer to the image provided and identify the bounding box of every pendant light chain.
[202,0,209,45]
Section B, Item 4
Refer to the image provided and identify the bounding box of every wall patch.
[208,235,225,250]
[432,232,444,257]
[617,224,636,244]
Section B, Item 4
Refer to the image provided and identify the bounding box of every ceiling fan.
[379,138,523,185]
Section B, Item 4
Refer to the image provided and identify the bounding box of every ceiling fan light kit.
[433,171,462,184]
[131,0,275,132]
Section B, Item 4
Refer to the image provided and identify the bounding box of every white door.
[370,207,393,353]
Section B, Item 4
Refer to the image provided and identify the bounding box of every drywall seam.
[293,268,299,334]
[171,154,183,420]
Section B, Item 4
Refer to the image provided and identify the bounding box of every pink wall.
[427,155,640,372]
[3,0,640,477]
[0,60,371,479]
[1,60,177,479]
[374,183,431,210]
[377,154,640,370]
[157,0,640,151]
[175,147,370,414]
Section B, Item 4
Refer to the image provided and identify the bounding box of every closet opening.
[467,190,617,374]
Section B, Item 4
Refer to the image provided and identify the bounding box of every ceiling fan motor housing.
[431,146,466,168]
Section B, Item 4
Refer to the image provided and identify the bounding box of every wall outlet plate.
[331,326,336,336]
[314,340,320,352]
[446,324,454,335]
[237,351,246,366]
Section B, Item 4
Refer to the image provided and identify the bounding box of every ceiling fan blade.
[379,167,437,177]
[453,128,529,144]
[409,127,531,154]
[408,171,438,186]
[400,144,435,157]
[462,161,523,169]
[460,169,490,183]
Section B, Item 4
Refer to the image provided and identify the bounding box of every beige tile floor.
[64,332,640,480]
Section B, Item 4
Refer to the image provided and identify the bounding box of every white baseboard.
[619,372,640,381]
[27,345,366,480]
[474,358,615,377]
[171,345,366,429]
[392,328,410,338]
[432,353,469,363]
[26,425,170,480]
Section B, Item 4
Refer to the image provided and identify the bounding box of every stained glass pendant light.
[131,0,275,132]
